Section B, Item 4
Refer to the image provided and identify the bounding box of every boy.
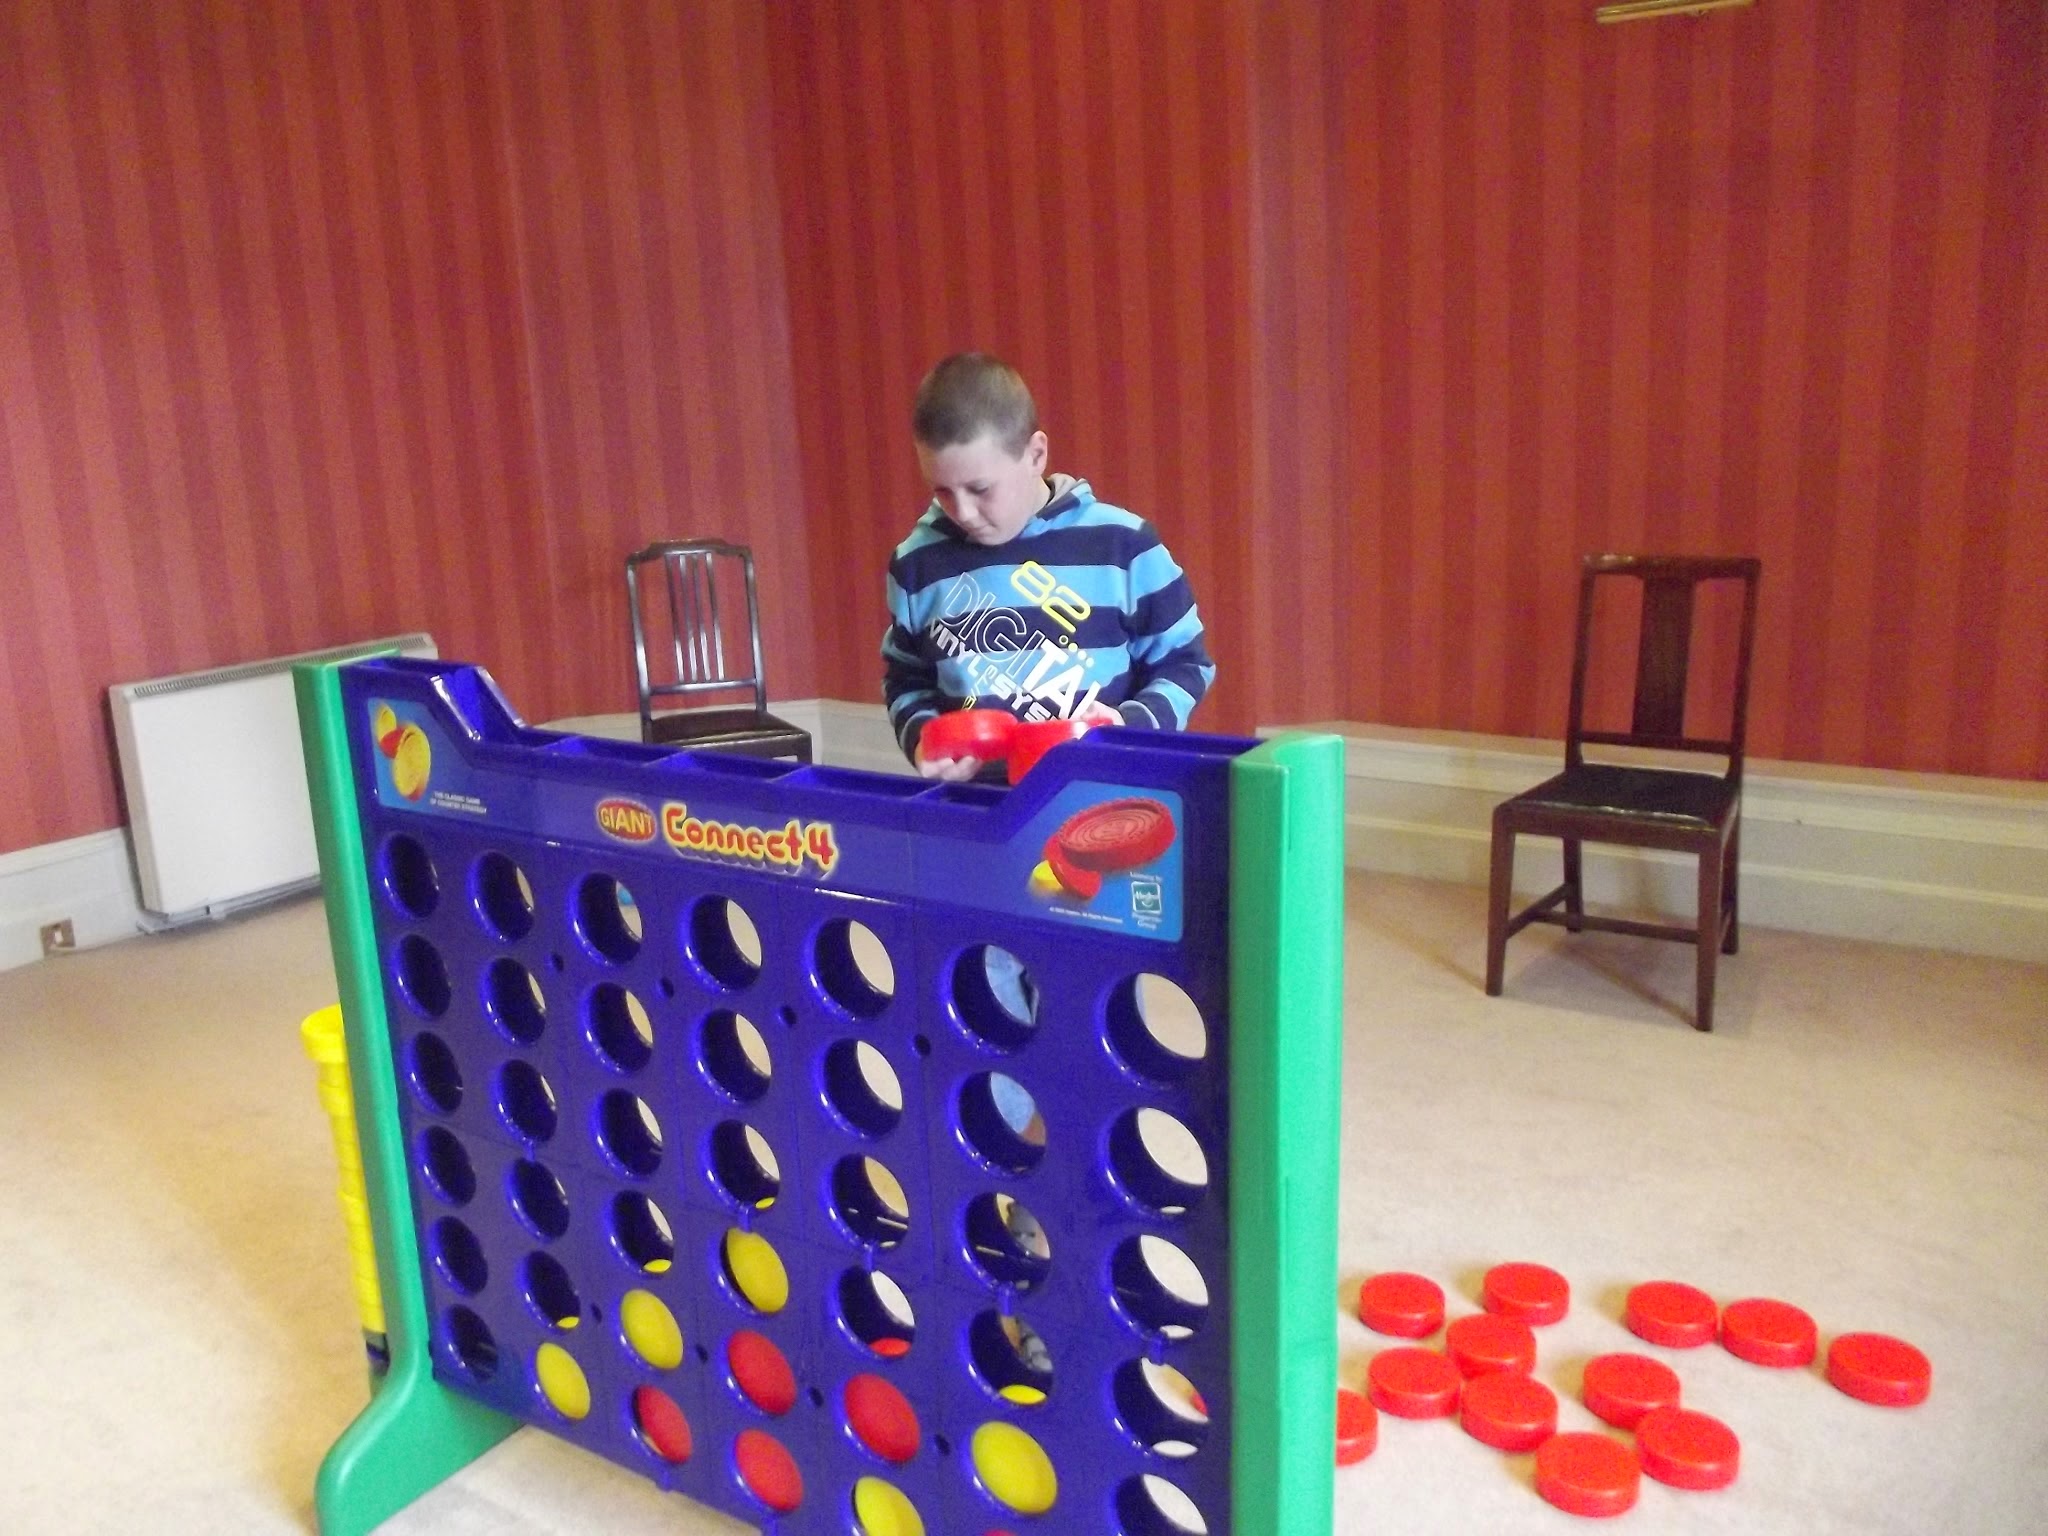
[882,352,1215,781]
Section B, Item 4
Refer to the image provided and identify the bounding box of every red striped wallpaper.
[776,0,2047,779]
[4,1,2043,859]
[0,0,805,855]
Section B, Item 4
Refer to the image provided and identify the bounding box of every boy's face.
[918,429,1049,546]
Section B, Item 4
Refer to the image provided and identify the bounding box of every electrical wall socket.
[39,920,75,956]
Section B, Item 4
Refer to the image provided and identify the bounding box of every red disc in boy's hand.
[919,708,1018,763]
[1008,719,1091,783]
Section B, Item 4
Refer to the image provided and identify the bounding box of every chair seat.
[646,706,810,758]
[1506,763,1736,829]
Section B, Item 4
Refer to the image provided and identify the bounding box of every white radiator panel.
[110,635,435,919]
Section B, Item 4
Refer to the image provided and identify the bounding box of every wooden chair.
[1485,554,1761,1032]
[626,540,812,761]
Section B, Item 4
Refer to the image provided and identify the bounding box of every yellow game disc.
[621,1288,682,1370]
[851,1476,924,1536]
[997,1383,1047,1406]
[1026,860,1062,901]
[535,1342,590,1421]
[971,1421,1058,1515]
[724,1228,789,1315]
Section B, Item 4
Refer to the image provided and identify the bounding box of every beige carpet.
[1,874,2042,1535]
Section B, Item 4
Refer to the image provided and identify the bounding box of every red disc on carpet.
[1827,1332,1932,1407]
[1367,1348,1463,1419]
[734,1429,803,1512]
[1336,1387,1379,1465]
[1625,1281,1719,1348]
[1358,1272,1446,1338]
[1536,1432,1640,1518]
[1636,1406,1740,1491]
[1720,1297,1818,1368]
[844,1373,921,1464]
[728,1329,798,1416]
[1053,797,1178,873]
[1582,1353,1682,1430]
[1447,1313,1537,1378]
[1483,1262,1570,1325]
[1460,1369,1558,1453]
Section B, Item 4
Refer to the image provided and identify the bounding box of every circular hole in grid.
[611,1190,675,1274]
[496,1059,558,1144]
[821,1039,904,1139]
[574,873,643,964]
[471,852,535,943]
[431,1216,487,1295]
[509,1158,571,1241]
[957,1072,1046,1175]
[408,1031,463,1114]
[418,1125,476,1205]
[1107,1108,1210,1217]
[394,935,452,1019]
[968,1310,1054,1406]
[588,984,654,1074]
[687,895,763,990]
[1105,974,1209,1082]
[483,958,547,1046]
[379,834,439,920]
[596,1090,664,1179]
[444,1304,500,1382]
[830,1155,910,1250]
[1116,1473,1210,1535]
[1113,1359,1210,1459]
[701,1010,773,1102]
[632,1384,694,1465]
[951,945,1039,1051]
[708,1120,782,1212]
[837,1267,916,1358]
[523,1250,581,1331]
[962,1193,1051,1290]
[1110,1235,1210,1341]
[814,918,894,1018]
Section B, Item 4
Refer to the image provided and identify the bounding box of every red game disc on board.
[844,1373,921,1464]
[1446,1313,1537,1378]
[1483,1262,1570,1325]
[1827,1332,1932,1407]
[1720,1297,1818,1368]
[1358,1272,1446,1338]
[1336,1388,1379,1465]
[1053,797,1178,873]
[918,709,1018,764]
[632,1385,693,1464]
[1636,1406,1740,1491]
[728,1330,798,1416]
[1536,1432,1640,1518]
[1461,1369,1559,1453]
[1626,1282,1720,1348]
[734,1429,803,1512]
[1582,1353,1682,1430]
[1367,1348,1463,1419]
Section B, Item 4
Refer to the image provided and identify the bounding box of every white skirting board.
[7,703,2041,973]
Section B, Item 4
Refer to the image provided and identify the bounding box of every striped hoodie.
[882,474,1215,760]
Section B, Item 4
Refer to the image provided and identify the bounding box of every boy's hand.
[916,752,984,782]
[1074,700,1122,729]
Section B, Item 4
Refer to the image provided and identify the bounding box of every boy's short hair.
[912,353,1037,454]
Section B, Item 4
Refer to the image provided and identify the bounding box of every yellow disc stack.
[301,1004,386,1343]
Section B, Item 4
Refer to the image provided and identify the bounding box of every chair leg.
[1695,840,1723,1032]
[1562,838,1585,932]
[1721,817,1740,955]
[1486,818,1515,997]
